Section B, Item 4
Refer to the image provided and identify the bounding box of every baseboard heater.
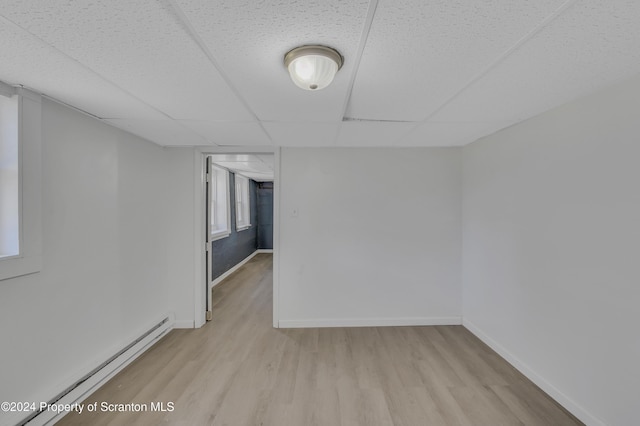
[17,316,172,426]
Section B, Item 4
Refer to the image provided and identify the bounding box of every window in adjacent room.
[235,174,251,231]
[210,164,230,240]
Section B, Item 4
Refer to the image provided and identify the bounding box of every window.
[0,91,19,259]
[235,174,251,231]
[209,164,230,240]
[0,83,42,281]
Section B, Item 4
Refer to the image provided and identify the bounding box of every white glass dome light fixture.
[284,45,343,91]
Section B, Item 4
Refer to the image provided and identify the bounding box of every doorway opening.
[203,153,276,324]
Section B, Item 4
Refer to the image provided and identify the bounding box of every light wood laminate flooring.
[58,253,583,426]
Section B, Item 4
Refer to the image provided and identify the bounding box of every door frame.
[192,147,280,328]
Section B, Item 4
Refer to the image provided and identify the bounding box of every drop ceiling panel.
[174,0,371,121]
[431,0,640,124]
[255,155,275,168]
[263,123,341,147]
[347,0,567,121]
[214,162,273,180]
[105,119,211,146]
[210,154,274,181]
[0,17,164,119]
[214,161,272,173]
[0,0,253,121]
[235,172,273,182]
[335,121,417,146]
[210,154,258,163]
[398,121,515,147]
[179,121,272,146]
[2,1,637,149]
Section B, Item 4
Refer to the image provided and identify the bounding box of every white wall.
[163,147,197,328]
[462,75,640,426]
[279,147,462,327]
[0,99,174,425]
[1,75,634,425]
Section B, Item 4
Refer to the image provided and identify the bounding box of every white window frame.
[235,174,251,231]
[209,164,230,241]
[0,83,43,281]
[0,88,19,259]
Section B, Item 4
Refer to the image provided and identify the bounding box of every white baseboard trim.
[173,320,195,329]
[210,249,265,290]
[463,318,605,426]
[18,315,174,426]
[256,249,273,254]
[279,316,462,328]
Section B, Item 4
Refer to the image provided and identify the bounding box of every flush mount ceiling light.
[284,45,343,91]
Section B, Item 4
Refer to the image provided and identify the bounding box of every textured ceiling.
[210,154,274,181]
[0,0,639,147]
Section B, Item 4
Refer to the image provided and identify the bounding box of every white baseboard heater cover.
[16,316,172,426]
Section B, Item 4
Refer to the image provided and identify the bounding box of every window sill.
[0,255,42,281]
[210,231,231,242]
[236,225,251,232]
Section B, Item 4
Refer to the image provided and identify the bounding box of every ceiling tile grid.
[399,121,517,147]
[0,0,254,121]
[0,16,165,120]
[335,121,416,146]
[179,121,273,146]
[105,119,211,146]
[2,1,640,148]
[210,154,274,181]
[256,154,275,168]
[346,0,569,122]
[262,122,341,147]
[172,0,372,122]
[431,0,640,124]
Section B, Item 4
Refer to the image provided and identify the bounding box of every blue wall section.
[211,173,259,281]
[257,182,273,250]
